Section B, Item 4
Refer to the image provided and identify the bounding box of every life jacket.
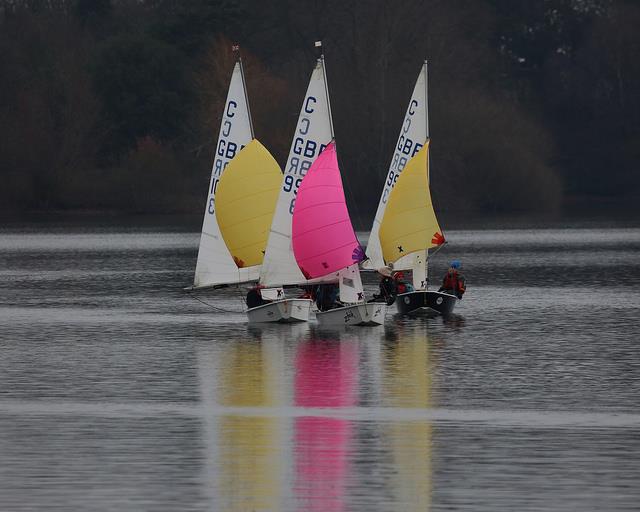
[393,271,407,294]
[394,271,415,294]
[442,270,466,296]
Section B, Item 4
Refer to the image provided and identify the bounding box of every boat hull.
[316,302,387,326]
[247,298,312,323]
[395,291,457,316]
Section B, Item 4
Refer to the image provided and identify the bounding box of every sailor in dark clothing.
[246,285,270,308]
[372,263,397,305]
[314,283,339,311]
[299,285,314,299]
[438,260,466,299]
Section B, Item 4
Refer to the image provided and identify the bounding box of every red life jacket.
[442,270,465,295]
[394,272,408,294]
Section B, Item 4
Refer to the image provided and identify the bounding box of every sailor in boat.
[298,285,314,300]
[393,271,415,295]
[438,260,466,299]
[245,285,273,309]
[372,263,397,305]
[313,283,339,311]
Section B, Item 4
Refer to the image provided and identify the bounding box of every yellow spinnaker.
[379,140,444,264]
[215,139,283,268]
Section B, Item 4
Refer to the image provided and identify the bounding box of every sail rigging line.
[423,241,446,289]
[235,285,249,311]
[318,45,335,140]
[426,241,447,259]
[189,293,246,314]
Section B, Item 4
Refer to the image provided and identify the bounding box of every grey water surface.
[1,222,639,511]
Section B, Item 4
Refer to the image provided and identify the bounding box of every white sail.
[412,250,428,290]
[338,264,365,304]
[364,62,429,271]
[192,60,258,288]
[259,56,334,287]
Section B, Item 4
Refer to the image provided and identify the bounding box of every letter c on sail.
[408,99,418,115]
[304,96,317,114]
[226,100,237,118]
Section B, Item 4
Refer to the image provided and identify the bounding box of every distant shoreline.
[1,198,638,232]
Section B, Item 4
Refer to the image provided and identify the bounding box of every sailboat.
[368,62,457,315]
[364,61,429,277]
[215,138,311,323]
[292,141,387,326]
[214,138,282,288]
[189,47,259,290]
[379,140,456,315]
[244,42,335,323]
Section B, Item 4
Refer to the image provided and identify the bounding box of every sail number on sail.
[207,100,246,215]
[381,100,423,204]
[284,95,328,214]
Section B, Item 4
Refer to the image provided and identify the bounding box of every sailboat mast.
[423,60,431,290]
[316,41,335,139]
[235,45,255,140]
[425,60,429,139]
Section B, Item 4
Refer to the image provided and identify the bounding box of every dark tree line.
[0,0,638,219]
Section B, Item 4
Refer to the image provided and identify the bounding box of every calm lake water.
[1,221,639,511]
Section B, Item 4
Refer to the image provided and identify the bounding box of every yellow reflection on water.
[382,324,434,510]
[216,339,283,512]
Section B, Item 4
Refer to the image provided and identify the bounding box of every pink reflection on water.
[294,338,358,512]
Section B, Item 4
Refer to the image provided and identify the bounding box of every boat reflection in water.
[381,322,435,510]
[196,322,436,511]
[217,341,280,510]
[293,330,358,511]
[197,325,303,511]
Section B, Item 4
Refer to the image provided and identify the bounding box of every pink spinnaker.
[292,142,364,279]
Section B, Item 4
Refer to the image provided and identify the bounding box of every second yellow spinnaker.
[379,140,444,264]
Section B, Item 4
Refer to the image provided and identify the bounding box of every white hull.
[247,298,312,323]
[316,302,387,326]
